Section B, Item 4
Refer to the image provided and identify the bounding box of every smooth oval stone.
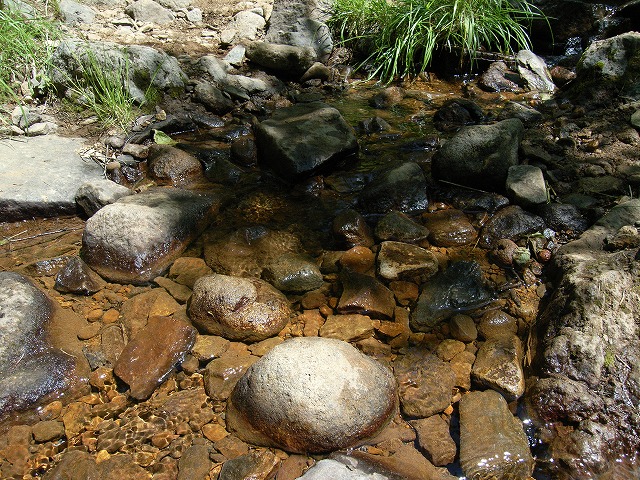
[478,310,518,340]
[226,337,397,453]
[537,202,590,234]
[147,144,205,187]
[189,274,291,342]
[422,209,477,247]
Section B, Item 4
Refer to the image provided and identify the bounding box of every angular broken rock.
[254,101,358,181]
[472,335,525,401]
[411,261,493,332]
[226,337,397,453]
[114,315,196,400]
[393,349,455,418]
[338,270,396,319]
[54,256,106,295]
[245,41,317,77]
[75,179,131,217]
[82,188,220,284]
[376,241,439,281]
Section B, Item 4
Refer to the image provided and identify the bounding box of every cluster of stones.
[2,0,640,475]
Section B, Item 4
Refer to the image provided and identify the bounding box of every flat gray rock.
[59,0,96,25]
[0,136,101,221]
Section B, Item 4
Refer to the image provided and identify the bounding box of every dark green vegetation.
[328,0,547,83]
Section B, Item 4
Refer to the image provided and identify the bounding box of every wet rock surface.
[254,101,358,180]
[432,118,524,191]
[0,272,84,417]
[114,315,196,399]
[459,390,534,479]
[2,1,640,476]
[411,261,493,332]
[82,188,221,284]
[226,337,397,453]
[529,199,640,475]
[189,273,291,342]
[358,162,429,214]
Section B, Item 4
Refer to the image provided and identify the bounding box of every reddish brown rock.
[422,209,477,247]
[120,288,180,338]
[189,274,292,342]
[393,349,455,418]
[114,316,197,400]
[338,270,396,319]
[411,415,457,466]
[318,314,375,342]
[332,209,375,248]
[218,449,280,480]
[459,390,534,479]
[147,144,205,187]
[472,335,525,401]
[203,351,259,401]
[168,257,213,288]
[54,256,106,295]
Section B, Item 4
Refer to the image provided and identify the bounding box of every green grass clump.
[329,0,546,83]
[0,6,59,102]
[66,50,138,131]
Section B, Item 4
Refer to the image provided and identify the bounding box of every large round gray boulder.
[188,274,292,342]
[226,337,397,453]
[82,188,220,284]
[432,118,524,192]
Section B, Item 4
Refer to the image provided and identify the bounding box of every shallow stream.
[0,77,633,479]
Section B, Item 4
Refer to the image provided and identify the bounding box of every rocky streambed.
[2,0,640,478]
